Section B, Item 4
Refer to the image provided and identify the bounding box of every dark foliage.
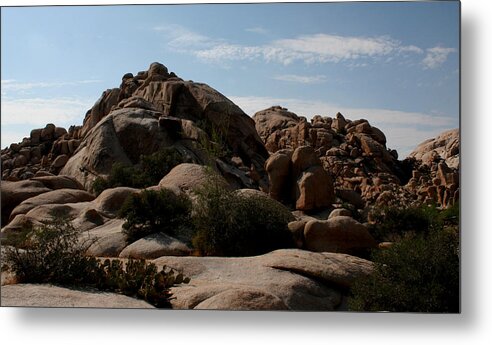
[192,174,295,256]
[348,226,460,313]
[92,147,187,195]
[3,215,190,308]
[119,189,192,243]
[367,204,442,242]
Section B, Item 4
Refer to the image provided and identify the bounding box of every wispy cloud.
[273,74,327,84]
[245,26,268,35]
[229,95,456,157]
[422,46,456,69]
[1,79,103,92]
[1,97,92,126]
[156,25,429,67]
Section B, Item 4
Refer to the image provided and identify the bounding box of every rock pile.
[255,106,459,209]
[1,123,83,181]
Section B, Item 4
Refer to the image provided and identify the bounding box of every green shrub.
[92,147,187,195]
[192,174,295,256]
[348,227,459,313]
[367,204,442,242]
[119,189,192,243]
[140,148,185,185]
[3,215,190,308]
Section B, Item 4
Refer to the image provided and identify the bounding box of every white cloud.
[193,34,409,65]
[1,79,103,92]
[158,25,426,66]
[1,97,92,127]
[273,74,327,84]
[229,95,456,157]
[422,46,456,69]
[246,27,268,35]
[154,24,221,50]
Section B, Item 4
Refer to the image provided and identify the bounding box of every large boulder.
[1,180,51,225]
[93,187,140,217]
[119,232,191,259]
[264,150,292,202]
[304,216,377,254]
[30,175,84,190]
[153,249,373,310]
[266,146,334,211]
[9,189,95,221]
[295,166,334,211]
[83,219,128,257]
[1,284,154,308]
[158,163,226,193]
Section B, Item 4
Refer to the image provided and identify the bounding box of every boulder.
[30,175,84,190]
[93,187,140,217]
[328,208,352,219]
[304,216,377,254]
[153,249,373,310]
[265,151,292,201]
[9,189,95,220]
[296,166,335,211]
[83,219,128,257]
[158,163,223,193]
[1,284,154,308]
[119,232,192,259]
[1,180,51,225]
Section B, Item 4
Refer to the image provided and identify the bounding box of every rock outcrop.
[255,106,459,209]
[265,146,335,211]
[409,128,459,169]
[1,123,82,181]
[3,62,269,193]
[1,284,154,308]
[60,62,268,191]
[403,129,460,208]
[153,249,373,311]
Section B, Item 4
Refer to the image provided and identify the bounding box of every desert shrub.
[192,174,295,256]
[140,148,185,185]
[4,216,95,285]
[119,189,192,243]
[3,215,190,308]
[367,204,442,242]
[440,201,460,226]
[348,226,459,313]
[92,147,187,195]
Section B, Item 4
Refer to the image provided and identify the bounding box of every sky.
[1,1,460,157]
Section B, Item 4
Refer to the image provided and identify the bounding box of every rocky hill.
[2,62,268,191]
[0,62,459,310]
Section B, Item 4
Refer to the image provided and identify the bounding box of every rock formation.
[3,62,269,192]
[255,106,459,209]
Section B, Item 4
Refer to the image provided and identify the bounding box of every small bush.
[348,227,459,313]
[92,147,187,195]
[119,189,192,243]
[3,215,190,308]
[367,204,442,242]
[192,174,295,256]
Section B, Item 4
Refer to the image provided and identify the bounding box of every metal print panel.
[0,1,460,312]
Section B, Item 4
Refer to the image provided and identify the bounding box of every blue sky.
[1,2,459,157]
